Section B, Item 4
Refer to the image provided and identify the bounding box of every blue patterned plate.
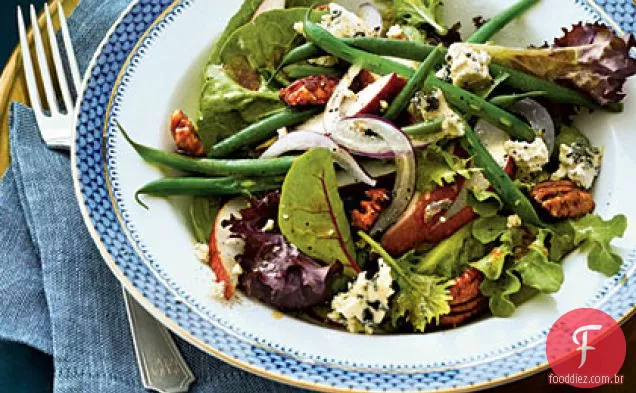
[72,0,636,391]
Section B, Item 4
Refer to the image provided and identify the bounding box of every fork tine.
[17,6,43,113]
[44,3,73,113]
[57,1,81,93]
[30,4,59,114]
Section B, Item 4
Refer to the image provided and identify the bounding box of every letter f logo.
[573,324,602,369]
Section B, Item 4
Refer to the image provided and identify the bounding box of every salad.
[120,0,635,334]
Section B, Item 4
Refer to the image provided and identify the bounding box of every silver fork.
[18,3,195,392]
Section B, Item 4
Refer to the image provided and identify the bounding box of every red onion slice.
[510,98,555,154]
[337,116,417,235]
[329,116,430,158]
[261,131,377,186]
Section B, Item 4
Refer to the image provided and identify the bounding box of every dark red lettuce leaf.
[226,192,342,310]
[473,23,636,105]
[553,23,636,105]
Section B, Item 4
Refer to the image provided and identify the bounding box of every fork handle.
[122,288,195,393]
[45,135,72,150]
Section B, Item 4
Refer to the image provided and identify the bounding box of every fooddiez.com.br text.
[548,373,624,386]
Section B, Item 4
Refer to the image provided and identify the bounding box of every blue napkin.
[0,0,305,391]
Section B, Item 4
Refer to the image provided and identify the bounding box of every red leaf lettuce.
[226,192,343,310]
[471,23,636,105]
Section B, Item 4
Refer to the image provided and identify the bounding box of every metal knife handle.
[123,288,195,393]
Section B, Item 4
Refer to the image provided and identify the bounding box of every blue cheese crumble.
[386,24,406,40]
[466,172,491,193]
[328,260,394,334]
[552,142,603,189]
[306,3,381,66]
[442,43,492,89]
[504,137,549,174]
[411,89,466,141]
[193,243,210,263]
[507,214,522,228]
[320,3,381,38]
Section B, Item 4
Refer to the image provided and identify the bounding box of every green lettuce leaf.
[413,224,487,278]
[458,237,489,269]
[401,25,426,43]
[198,65,283,150]
[512,230,564,294]
[279,149,359,277]
[544,214,626,276]
[554,125,590,151]
[547,221,577,261]
[416,145,474,191]
[208,0,266,64]
[219,8,313,89]
[471,245,511,281]
[472,216,508,244]
[467,189,503,218]
[570,214,627,276]
[393,0,447,35]
[500,226,531,250]
[190,197,221,244]
[473,219,564,316]
[390,273,453,331]
[359,232,453,332]
[480,270,522,317]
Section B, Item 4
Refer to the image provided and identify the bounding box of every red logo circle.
[546,308,626,388]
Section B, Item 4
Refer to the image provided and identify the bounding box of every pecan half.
[280,75,340,106]
[439,296,488,327]
[449,296,485,314]
[449,267,483,306]
[531,180,595,219]
[438,268,488,327]
[170,110,205,157]
[352,189,390,231]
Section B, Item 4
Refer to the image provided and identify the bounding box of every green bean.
[279,38,427,70]
[489,91,547,108]
[425,75,536,141]
[402,118,444,136]
[347,38,433,60]
[272,73,291,87]
[281,38,616,111]
[284,64,342,79]
[385,45,444,121]
[135,176,285,208]
[487,64,618,111]
[468,0,540,44]
[117,123,295,177]
[462,123,544,226]
[279,43,326,69]
[303,18,415,78]
[208,108,320,158]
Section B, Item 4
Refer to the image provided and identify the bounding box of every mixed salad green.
[121,0,634,334]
